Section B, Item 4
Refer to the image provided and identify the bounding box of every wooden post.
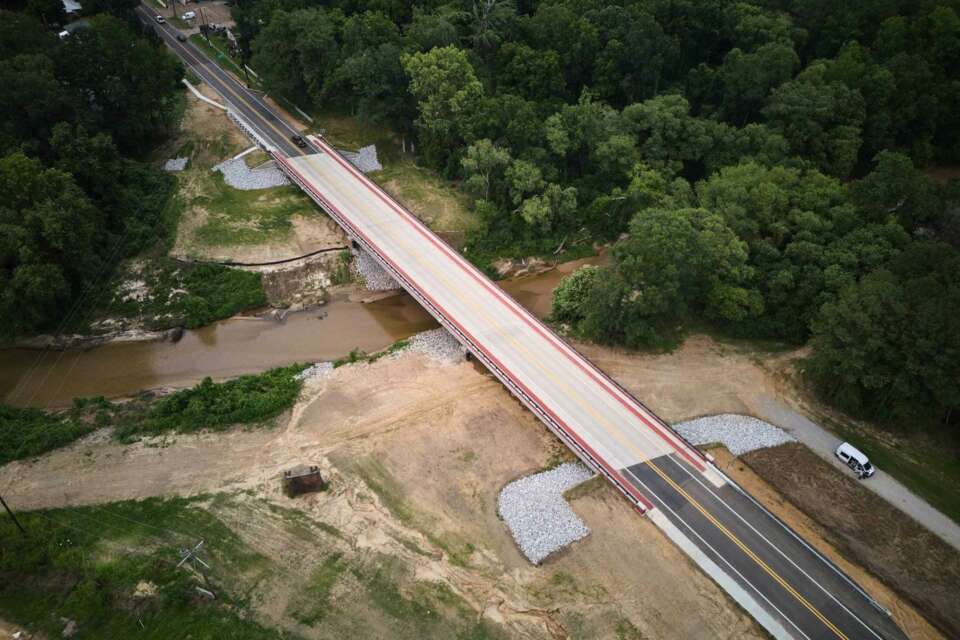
[0,494,26,536]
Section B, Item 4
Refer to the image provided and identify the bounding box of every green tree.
[850,151,942,230]
[552,264,601,323]
[808,241,960,428]
[0,153,101,336]
[570,207,757,347]
[763,61,865,177]
[622,94,721,176]
[496,43,565,101]
[717,41,799,124]
[519,183,577,231]
[251,8,343,106]
[55,15,183,153]
[402,46,484,169]
[461,139,511,201]
[697,161,908,341]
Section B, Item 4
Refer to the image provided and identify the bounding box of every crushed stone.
[405,328,465,365]
[352,249,399,290]
[673,414,795,456]
[213,157,290,190]
[498,463,594,564]
[341,145,382,173]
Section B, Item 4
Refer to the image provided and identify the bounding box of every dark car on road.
[176,33,187,42]
[291,134,308,149]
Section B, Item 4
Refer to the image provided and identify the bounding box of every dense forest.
[236,0,960,432]
[0,1,183,337]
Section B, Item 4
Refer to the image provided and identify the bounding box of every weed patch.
[115,364,307,442]
[0,496,280,640]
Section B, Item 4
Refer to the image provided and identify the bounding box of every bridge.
[143,10,906,639]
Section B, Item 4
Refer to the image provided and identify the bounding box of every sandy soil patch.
[0,353,764,639]
[575,334,779,424]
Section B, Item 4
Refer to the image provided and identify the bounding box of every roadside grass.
[190,171,314,246]
[189,33,248,81]
[243,149,270,169]
[106,257,267,330]
[820,415,960,525]
[309,108,399,156]
[372,160,476,245]
[114,363,307,442]
[0,496,282,640]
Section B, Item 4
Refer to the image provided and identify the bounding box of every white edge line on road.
[664,456,886,639]
[646,507,800,640]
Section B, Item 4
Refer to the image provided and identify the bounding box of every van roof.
[838,442,869,465]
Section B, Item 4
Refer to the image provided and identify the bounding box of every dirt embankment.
[0,353,765,639]
[3,334,950,638]
[741,444,960,639]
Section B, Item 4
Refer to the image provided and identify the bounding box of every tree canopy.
[0,10,182,337]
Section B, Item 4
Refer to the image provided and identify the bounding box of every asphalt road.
[145,10,908,639]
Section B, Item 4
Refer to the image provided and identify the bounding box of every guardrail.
[271,151,651,515]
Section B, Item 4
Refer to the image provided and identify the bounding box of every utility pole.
[177,540,216,596]
[0,494,26,537]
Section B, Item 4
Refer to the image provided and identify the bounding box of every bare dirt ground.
[0,353,765,639]
[741,444,960,638]
[2,335,949,637]
[575,334,779,424]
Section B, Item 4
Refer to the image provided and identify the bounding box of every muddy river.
[0,256,603,408]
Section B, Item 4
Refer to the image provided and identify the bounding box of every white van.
[182,10,196,20]
[835,442,875,479]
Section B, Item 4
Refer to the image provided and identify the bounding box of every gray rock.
[405,328,466,364]
[213,157,289,190]
[673,414,795,456]
[498,463,594,564]
[164,157,188,172]
[341,145,382,173]
[352,249,399,291]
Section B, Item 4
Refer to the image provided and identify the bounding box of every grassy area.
[821,415,960,525]
[243,149,270,169]
[115,363,307,442]
[107,257,267,330]
[0,496,283,640]
[189,171,314,246]
[372,160,476,243]
[309,108,399,155]
[0,398,110,465]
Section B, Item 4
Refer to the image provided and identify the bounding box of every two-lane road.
[144,10,908,638]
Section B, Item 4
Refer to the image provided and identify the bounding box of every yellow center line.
[289,155,851,640]
[642,460,848,639]
[160,23,298,153]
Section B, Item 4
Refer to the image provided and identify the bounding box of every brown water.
[0,255,604,408]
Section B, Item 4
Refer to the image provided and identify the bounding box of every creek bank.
[9,327,184,351]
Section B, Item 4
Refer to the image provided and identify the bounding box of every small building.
[62,0,82,17]
[282,465,325,497]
